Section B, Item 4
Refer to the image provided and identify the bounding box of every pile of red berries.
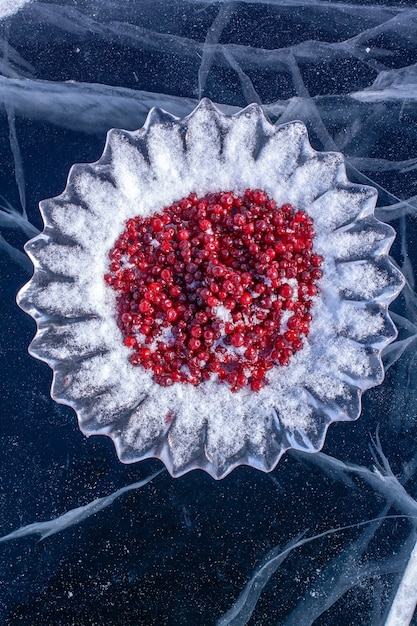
[104,190,322,392]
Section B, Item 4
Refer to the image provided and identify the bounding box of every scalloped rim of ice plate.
[17,99,405,479]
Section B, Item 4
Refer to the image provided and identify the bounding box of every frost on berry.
[105,190,322,392]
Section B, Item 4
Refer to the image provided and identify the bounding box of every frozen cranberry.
[105,190,322,391]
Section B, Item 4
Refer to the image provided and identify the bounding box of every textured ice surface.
[18,101,403,478]
[1,1,416,624]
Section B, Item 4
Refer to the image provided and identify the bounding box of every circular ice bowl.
[17,99,404,479]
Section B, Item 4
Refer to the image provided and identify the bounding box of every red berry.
[251,380,264,392]
[166,308,178,322]
[311,254,323,267]
[284,329,298,343]
[199,219,211,231]
[138,347,151,360]
[279,284,293,299]
[231,332,245,348]
[178,229,190,240]
[239,292,252,306]
[124,336,136,348]
[151,217,164,232]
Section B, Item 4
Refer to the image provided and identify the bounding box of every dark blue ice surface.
[1,1,417,624]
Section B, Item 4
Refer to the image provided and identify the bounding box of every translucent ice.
[18,101,404,479]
